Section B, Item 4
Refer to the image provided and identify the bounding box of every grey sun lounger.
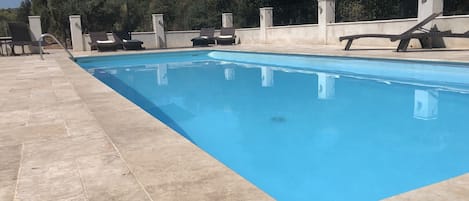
[113,31,144,50]
[339,12,445,51]
[191,28,215,47]
[7,22,42,55]
[88,32,121,51]
[216,27,236,45]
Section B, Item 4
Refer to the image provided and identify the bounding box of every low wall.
[132,32,157,49]
[166,30,201,48]
[235,28,260,45]
[78,15,469,51]
[266,24,320,45]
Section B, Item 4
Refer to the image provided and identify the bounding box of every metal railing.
[38,33,74,60]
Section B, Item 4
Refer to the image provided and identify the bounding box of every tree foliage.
[336,0,418,22]
[0,9,16,36]
[16,0,32,23]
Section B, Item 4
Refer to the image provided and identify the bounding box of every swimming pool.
[76,50,469,201]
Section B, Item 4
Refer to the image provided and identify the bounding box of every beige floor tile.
[22,135,116,167]
[0,145,22,201]
[0,123,67,147]
[76,154,151,201]
[0,110,29,130]
[65,119,106,137]
[16,159,87,201]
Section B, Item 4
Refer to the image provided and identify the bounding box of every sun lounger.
[88,32,121,51]
[339,12,444,51]
[216,28,236,45]
[113,31,144,50]
[7,22,42,55]
[438,30,469,38]
[191,28,215,47]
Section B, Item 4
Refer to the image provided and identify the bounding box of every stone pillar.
[259,7,273,43]
[69,15,84,51]
[28,16,42,40]
[28,16,42,53]
[418,0,443,29]
[222,13,233,28]
[318,0,335,44]
[152,14,166,48]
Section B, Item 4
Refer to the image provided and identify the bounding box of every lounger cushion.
[218,35,233,39]
[97,40,115,44]
[123,39,143,43]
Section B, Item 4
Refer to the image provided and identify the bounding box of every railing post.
[152,14,166,48]
[69,15,84,51]
[260,7,273,43]
[318,0,335,44]
[418,0,443,29]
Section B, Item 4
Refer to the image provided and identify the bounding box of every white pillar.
[317,73,335,100]
[414,89,438,120]
[222,13,233,28]
[418,0,443,29]
[152,14,166,48]
[69,15,84,51]
[318,0,335,44]
[28,16,42,53]
[259,7,273,43]
[28,16,42,40]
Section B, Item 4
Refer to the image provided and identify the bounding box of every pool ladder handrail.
[38,33,74,60]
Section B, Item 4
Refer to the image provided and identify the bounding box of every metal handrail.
[38,33,74,60]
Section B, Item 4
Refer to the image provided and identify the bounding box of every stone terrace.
[1,45,469,201]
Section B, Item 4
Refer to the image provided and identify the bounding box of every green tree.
[16,0,32,23]
[0,8,17,36]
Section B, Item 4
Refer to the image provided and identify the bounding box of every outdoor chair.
[113,31,144,50]
[339,12,449,52]
[216,27,236,45]
[88,32,121,51]
[191,28,215,47]
[7,22,42,55]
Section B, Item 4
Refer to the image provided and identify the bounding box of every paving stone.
[0,123,67,147]
[28,105,63,126]
[0,110,29,130]
[0,145,22,201]
[76,154,151,201]
[65,119,107,137]
[384,174,469,201]
[123,143,272,201]
[22,135,116,167]
[16,159,87,201]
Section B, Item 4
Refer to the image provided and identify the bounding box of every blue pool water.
[77,51,469,201]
